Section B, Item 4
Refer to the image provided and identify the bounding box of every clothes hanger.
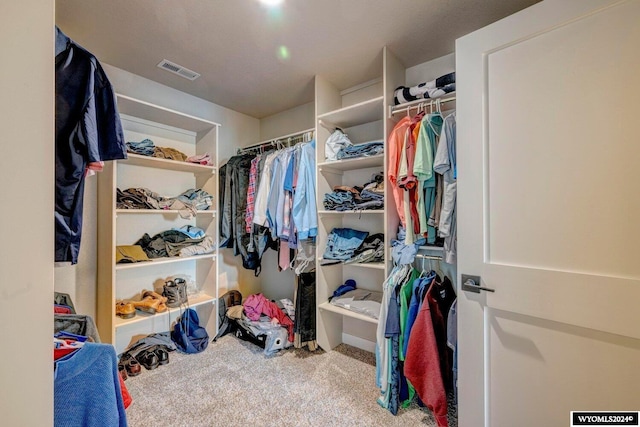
[419,256,429,278]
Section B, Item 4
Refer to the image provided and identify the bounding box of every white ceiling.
[56,0,539,119]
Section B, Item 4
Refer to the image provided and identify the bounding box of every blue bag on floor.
[171,308,209,354]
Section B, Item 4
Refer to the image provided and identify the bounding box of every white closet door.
[457,1,640,426]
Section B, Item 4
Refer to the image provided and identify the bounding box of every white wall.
[0,1,54,424]
[405,52,455,87]
[259,101,315,141]
[54,63,263,315]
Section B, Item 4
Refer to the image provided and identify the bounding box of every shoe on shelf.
[115,301,136,319]
[129,296,160,315]
[137,349,160,370]
[141,289,168,304]
[163,278,188,308]
[141,289,168,313]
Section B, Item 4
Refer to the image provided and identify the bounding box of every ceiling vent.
[157,59,201,81]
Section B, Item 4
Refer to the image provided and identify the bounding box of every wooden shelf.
[114,293,216,328]
[116,93,220,133]
[318,210,383,215]
[317,96,384,128]
[116,209,215,215]
[318,302,379,325]
[317,154,384,172]
[120,153,216,174]
[116,254,216,270]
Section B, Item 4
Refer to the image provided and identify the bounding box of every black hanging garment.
[55,26,126,263]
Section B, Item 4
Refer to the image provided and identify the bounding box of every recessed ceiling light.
[258,0,284,7]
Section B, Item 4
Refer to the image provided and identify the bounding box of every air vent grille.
[157,59,201,81]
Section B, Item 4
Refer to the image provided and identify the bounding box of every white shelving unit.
[314,69,391,352]
[97,94,220,353]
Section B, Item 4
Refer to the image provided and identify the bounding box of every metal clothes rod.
[238,128,315,154]
[415,253,443,260]
[388,94,456,119]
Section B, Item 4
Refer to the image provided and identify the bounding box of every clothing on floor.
[242,293,294,342]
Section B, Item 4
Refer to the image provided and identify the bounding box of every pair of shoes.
[136,349,159,370]
[136,346,169,370]
[141,289,168,313]
[163,278,188,308]
[152,345,170,365]
[119,355,141,377]
[115,301,135,319]
[129,297,161,315]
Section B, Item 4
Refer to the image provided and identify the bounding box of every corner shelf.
[114,293,216,328]
[115,254,216,271]
[317,154,384,172]
[121,153,216,174]
[116,93,220,133]
[317,96,384,128]
[318,302,379,325]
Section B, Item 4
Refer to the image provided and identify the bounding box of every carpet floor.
[124,335,458,426]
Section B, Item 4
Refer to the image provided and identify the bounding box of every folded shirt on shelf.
[330,288,383,320]
[126,138,155,156]
[126,138,190,162]
[153,146,188,161]
[117,188,213,218]
[336,140,384,160]
[134,229,214,259]
[345,233,385,264]
[323,227,369,261]
[186,152,213,166]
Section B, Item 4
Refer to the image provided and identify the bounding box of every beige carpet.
[124,335,458,426]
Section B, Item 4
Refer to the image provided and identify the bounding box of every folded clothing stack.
[323,228,369,261]
[325,129,384,162]
[345,233,385,264]
[186,152,213,166]
[329,284,383,320]
[393,71,456,105]
[322,228,385,265]
[126,225,215,261]
[323,173,384,211]
[337,140,384,160]
[127,138,211,164]
[117,188,213,217]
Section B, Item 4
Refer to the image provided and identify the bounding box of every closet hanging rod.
[237,128,315,154]
[414,254,443,261]
[388,94,456,119]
